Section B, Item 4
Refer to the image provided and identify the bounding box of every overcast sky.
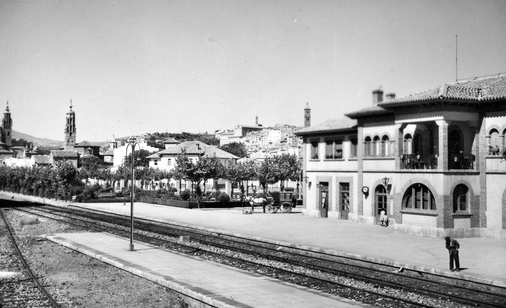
[1,0,505,142]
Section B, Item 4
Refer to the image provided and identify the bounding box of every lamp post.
[125,138,138,251]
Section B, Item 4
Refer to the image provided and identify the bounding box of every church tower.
[64,100,76,150]
[2,101,13,147]
[304,102,311,128]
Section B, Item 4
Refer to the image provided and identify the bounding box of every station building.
[295,75,506,239]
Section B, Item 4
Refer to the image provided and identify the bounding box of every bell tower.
[2,101,12,147]
[64,99,76,150]
[304,102,311,128]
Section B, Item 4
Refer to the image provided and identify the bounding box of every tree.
[276,153,302,191]
[124,149,152,168]
[256,156,281,194]
[54,161,80,201]
[219,142,248,158]
[224,159,256,205]
[79,155,105,184]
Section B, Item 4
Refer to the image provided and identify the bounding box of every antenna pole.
[455,35,458,82]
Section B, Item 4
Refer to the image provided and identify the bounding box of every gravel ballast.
[2,209,189,308]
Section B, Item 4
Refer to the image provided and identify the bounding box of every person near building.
[380,210,388,227]
[445,236,461,272]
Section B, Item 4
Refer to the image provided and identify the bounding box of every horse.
[243,196,270,214]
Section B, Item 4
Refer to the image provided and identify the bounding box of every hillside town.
[1,2,506,307]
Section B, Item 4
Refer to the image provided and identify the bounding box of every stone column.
[395,123,406,170]
[436,120,449,171]
[357,123,364,216]
[478,114,487,228]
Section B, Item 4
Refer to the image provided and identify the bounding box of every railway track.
[8,202,506,308]
[0,208,61,308]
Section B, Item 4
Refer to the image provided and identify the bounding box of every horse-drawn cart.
[266,191,296,214]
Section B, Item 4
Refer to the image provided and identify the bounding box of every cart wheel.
[267,204,275,213]
[282,202,292,213]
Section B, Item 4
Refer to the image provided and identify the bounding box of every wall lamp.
[382,177,391,193]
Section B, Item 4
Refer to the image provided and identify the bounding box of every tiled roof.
[75,141,102,147]
[380,75,506,106]
[32,155,51,164]
[344,106,392,119]
[163,137,179,144]
[294,117,357,136]
[147,141,238,160]
[50,150,79,158]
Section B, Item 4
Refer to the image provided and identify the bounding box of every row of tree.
[0,150,301,201]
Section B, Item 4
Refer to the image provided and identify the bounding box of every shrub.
[180,189,191,200]
[217,192,230,203]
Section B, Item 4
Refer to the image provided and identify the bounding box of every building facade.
[295,76,506,239]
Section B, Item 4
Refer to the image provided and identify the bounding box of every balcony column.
[394,123,406,170]
[469,121,480,171]
[436,119,449,171]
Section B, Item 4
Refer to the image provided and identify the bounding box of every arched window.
[364,136,372,156]
[453,184,468,212]
[404,134,412,155]
[488,129,500,155]
[381,135,389,157]
[402,183,436,210]
[373,136,380,156]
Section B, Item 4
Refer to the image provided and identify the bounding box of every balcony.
[449,153,475,170]
[401,154,437,170]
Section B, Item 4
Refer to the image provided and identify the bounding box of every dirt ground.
[6,210,189,308]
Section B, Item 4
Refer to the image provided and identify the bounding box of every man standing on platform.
[445,236,461,272]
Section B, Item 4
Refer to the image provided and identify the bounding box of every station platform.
[3,192,506,306]
[43,232,368,308]
[64,201,506,288]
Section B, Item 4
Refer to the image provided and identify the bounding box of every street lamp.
[382,177,390,192]
[125,137,138,251]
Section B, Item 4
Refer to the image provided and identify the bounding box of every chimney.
[385,93,396,101]
[372,88,384,105]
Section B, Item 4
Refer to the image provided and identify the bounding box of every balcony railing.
[401,154,438,170]
[449,153,475,170]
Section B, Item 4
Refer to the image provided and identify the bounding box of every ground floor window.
[453,184,468,212]
[403,183,436,210]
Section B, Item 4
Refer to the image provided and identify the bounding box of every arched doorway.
[375,185,388,224]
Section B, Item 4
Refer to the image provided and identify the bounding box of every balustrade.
[449,153,475,170]
[401,154,438,170]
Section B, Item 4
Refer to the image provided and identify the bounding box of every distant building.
[64,100,77,151]
[74,141,102,156]
[49,150,79,168]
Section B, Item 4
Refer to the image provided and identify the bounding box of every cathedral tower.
[2,101,13,147]
[304,102,311,128]
[64,100,76,150]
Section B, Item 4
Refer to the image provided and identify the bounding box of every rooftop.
[294,117,357,136]
[147,141,239,160]
[381,75,506,106]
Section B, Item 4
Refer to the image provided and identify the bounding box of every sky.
[0,0,505,142]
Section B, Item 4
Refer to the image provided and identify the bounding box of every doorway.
[319,182,329,218]
[375,185,388,224]
[339,182,350,220]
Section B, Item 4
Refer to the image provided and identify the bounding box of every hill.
[12,130,63,147]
